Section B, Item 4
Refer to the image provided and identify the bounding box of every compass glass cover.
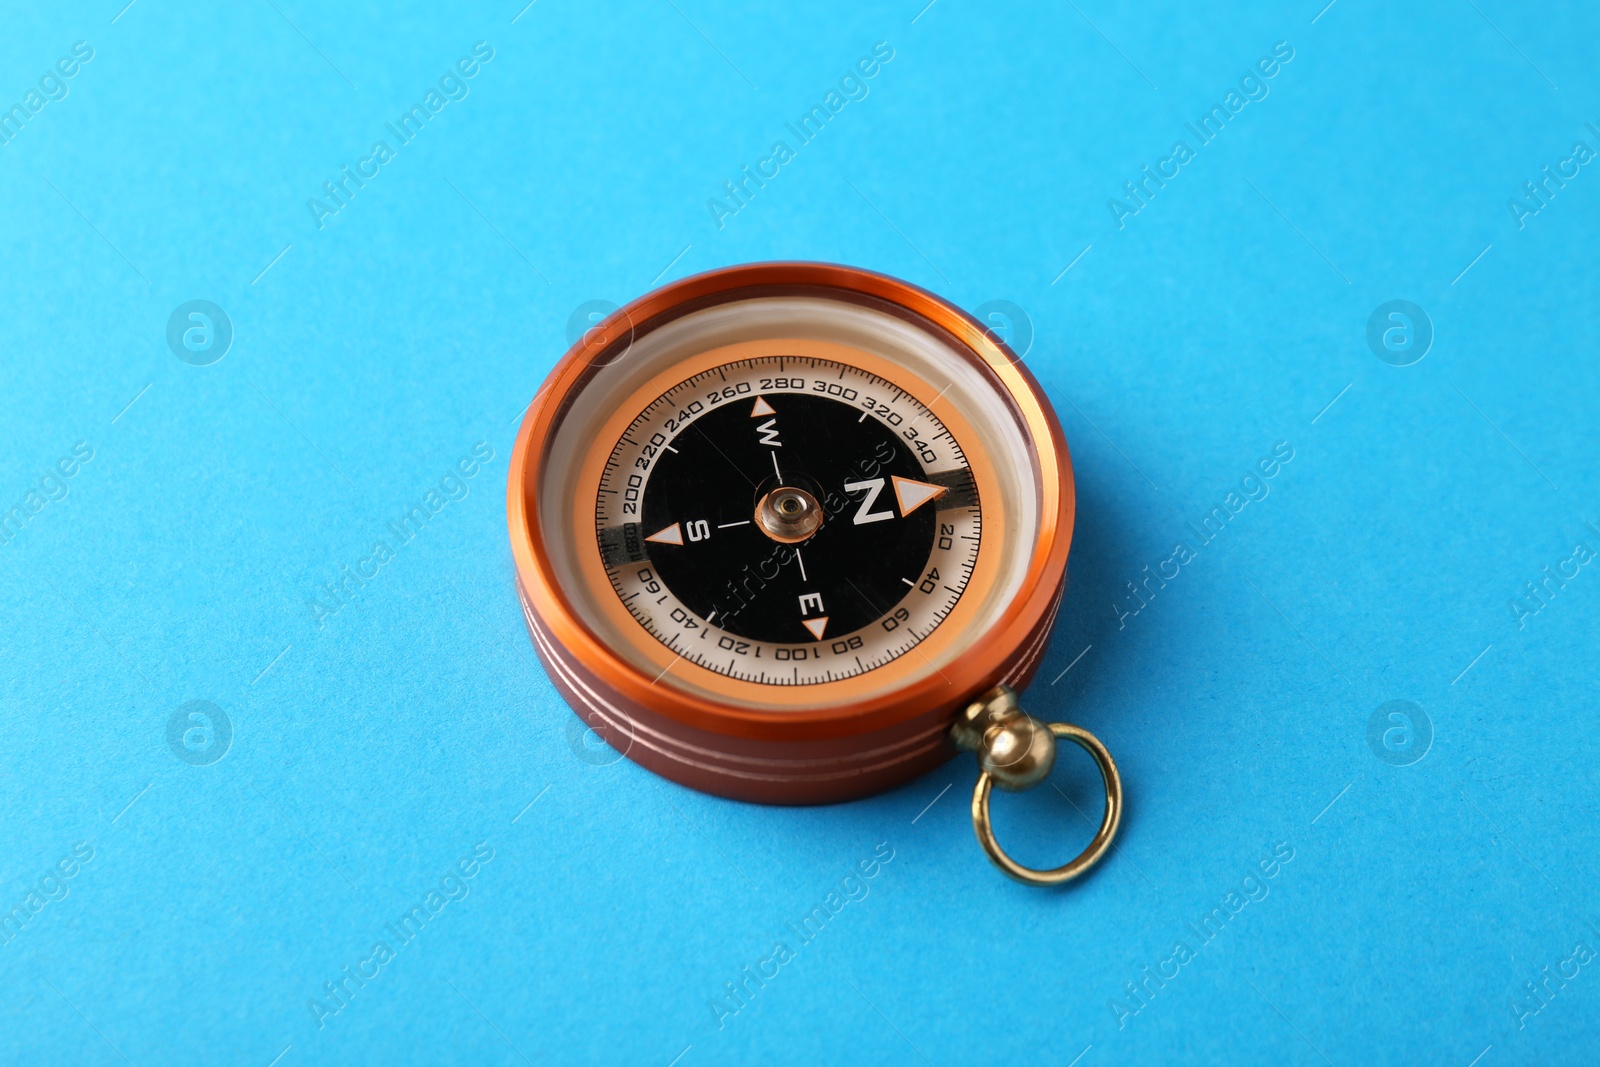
[538,295,1043,711]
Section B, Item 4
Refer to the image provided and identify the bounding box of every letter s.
[73,441,95,462]
[873,840,895,862]
[472,440,494,462]
[473,841,495,862]
[472,41,495,62]
[72,41,95,62]
[1272,40,1295,62]
[72,840,95,862]
[872,40,895,62]
[1272,441,1295,463]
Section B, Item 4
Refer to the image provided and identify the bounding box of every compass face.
[594,356,982,684]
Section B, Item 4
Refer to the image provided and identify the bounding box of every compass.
[508,263,1121,885]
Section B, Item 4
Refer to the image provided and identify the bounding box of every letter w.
[756,418,782,446]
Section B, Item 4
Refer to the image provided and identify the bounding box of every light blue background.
[2,1,1597,1063]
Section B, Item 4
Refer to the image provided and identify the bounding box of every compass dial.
[595,356,981,684]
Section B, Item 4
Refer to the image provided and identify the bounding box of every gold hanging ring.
[970,722,1122,886]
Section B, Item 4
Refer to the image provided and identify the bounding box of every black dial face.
[641,392,932,642]
[595,355,983,684]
